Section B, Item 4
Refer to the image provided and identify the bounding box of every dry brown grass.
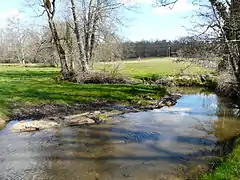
[76,71,132,84]
[214,118,240,141]
[0,118,5,129]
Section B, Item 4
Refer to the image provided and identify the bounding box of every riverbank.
[0,60,212,126]
[0,65,168,127]
[0,91,222,180]
[202,137,240,179]
[7,92,182,132]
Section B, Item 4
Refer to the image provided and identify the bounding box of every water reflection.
[213,118,240,141]
[0,90,238,179]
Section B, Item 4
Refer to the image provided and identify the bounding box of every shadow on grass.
[0,66,166,118]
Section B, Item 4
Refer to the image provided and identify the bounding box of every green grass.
[202,138,240,180]
[0,58,210,119]
[0,65,166,119]
[96,58,210,79]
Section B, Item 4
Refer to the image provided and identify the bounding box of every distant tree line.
[122,40,185,59]
[101,37,219,61]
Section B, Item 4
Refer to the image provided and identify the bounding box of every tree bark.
[70,0,89,72]
[48,19,69,78]
[42,0,70,79]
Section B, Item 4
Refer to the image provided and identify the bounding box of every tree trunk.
[20,45,25,65]
[65,22,74,74]
[70,0,89,73]
[42,0,70,79]
[48,19,69,78]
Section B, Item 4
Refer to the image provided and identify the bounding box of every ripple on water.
[0,92,235,179]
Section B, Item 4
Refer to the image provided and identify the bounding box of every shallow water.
[0,92,231,180]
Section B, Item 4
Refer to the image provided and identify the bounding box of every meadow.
[0,63,166,120]
[96,57,210,79]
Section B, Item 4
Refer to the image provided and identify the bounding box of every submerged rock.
[64,112,102,124]
[156,93,182,108]
[9,120,60,132]
[67,117,95,126]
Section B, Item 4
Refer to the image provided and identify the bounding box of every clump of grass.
[76,71,132,84]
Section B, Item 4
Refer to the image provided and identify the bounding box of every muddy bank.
[0,101,123,130]
[10,101,114,121]
[4,93,182,132]
[9,92,180,120]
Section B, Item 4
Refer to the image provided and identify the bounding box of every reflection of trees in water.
[215,95,240,117]
[213,118,240,141]
[201,93,240,117]
[197,93,218,115]
[192,93,240,158]
[195,116,240,157]
[77,125,117,179]
[213,137,237,156]
[27,126,115,179]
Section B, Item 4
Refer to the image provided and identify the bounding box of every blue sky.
[120,0,196,41]
[0,0,196,41]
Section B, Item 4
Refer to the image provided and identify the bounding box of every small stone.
[93,111,101,115]
[165,101,172,107]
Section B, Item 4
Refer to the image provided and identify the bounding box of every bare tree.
[6,16,27,64]
[93,31,123,63]
[65,21,75,72]
[31,27,59,66]
[68,0,127,72]
[70,0,90,72]
[19,0,130,80]
[41,0,71,78]
[157,0,240,85]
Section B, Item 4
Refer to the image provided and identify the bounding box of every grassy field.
[0,65,166,120]
[96,58,210,79]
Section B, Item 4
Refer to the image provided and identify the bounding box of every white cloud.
[0,8,23,27]
[152,0,196,16]
[124,25,188,41]
[0,8,22,19]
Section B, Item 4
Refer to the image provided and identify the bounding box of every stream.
[0,89,236,180]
